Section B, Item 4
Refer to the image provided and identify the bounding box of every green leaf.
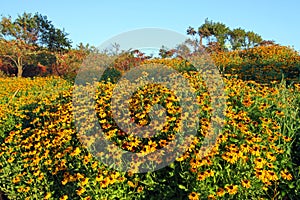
[288,183,295,189]
[178,184,188,191]
[229,138,239,143]
[169,162,175,169]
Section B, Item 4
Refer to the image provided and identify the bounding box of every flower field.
[0,56,300,200]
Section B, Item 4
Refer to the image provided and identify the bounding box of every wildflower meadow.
[0,51,299,199]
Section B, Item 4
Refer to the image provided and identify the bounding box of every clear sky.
[1,0,300,51]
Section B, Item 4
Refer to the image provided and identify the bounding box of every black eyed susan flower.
[60,195,68,200]
[254,157,266,169]
[280,169,293,180]
[241,179,251,188]
[188,192,199,200]
[207,194,216,199]
[267,170,278,181]
[282,135,292,142]
[222,152,238,164]
[197,171,206,181]
[137,186,144,193]
[250,144,261,156]
[225,185,238,195]
[44,192,51,200]
[76,187,86,196]
[266,152,276,162]
[216,188,225,197]
[205,169,215,177]
[100,178,110,188]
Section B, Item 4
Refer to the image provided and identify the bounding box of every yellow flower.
[76,173,85,180]
[12,176,20,184]
[216,188,225,197]
[80,178,89,186]
[205,169,215,177]
[267,170,278,181]
[207,194,216,200]
[188,192,199,200]
[100,177,110,188]
[254,157,266,169]
[250,144,261,156]
[225,185,238,195]
[137,186,144,193]
[222,152,238,164]
[61,178,68,186]
[241,179,251,188]
[44,192,51,200]
[197,171,206,181]
[7,157,15,163]
[60,195,68,200]
[23,186,30,193]
[70,147,81,156]
[76,187,86,196]
[282,136,292,142]
[280,169,293,180]
[266,152,276,162]
[127,180,138,188]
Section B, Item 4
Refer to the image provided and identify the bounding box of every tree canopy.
[187,18,263,51]
[0,12,72,51]
[0,12,74,77]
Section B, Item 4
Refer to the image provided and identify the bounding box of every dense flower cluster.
[211,45,300,84]
[0,58,299,199]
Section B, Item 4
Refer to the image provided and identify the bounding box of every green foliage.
[100,67,122,84]
[212,45,300,84]
[187,18,263,52]
[35,13,72,52]
[0,12,72,51]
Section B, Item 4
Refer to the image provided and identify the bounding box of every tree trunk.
[16,56,23,77]
[17,64,23,77]
[199,35,203,47]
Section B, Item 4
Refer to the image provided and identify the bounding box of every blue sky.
[1,0,300,51]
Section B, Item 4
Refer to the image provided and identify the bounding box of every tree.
[187,19,230,51]
[0,13,39,44]
[0,24,3,39]
[229,28,247,50]
[0,39,37,77]
[245,31,263,48]
[187,18,213,48]
[210,21,230,50]
[35,13,72,52]
[0,12,72,77]
[187,19,264,52]
[198,19,213,45]
[0,12,72,51]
